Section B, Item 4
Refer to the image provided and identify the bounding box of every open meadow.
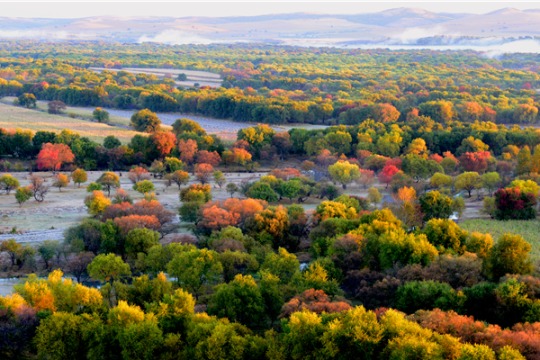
[0,101,143,143]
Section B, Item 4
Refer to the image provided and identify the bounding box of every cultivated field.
[460,219,540,260]
[89,67,223,88]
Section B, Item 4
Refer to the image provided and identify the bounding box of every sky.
[1,1,540,18]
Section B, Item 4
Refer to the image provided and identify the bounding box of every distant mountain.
[1,8,540,49]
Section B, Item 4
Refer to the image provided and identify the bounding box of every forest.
[0,41,540,359]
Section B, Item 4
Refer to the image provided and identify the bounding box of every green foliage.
[133,179,155,194]
[246,182,279,202]
[486,234,533,280]
[208,274,266,329]
[87,253,131,283]
[166,248,223,297]
[423,219,468,254]
[395,280,465,313]
[419,191,454,222]
[130,109,161,133]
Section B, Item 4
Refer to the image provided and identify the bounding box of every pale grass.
[0,102,143,143]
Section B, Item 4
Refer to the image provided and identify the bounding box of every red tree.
[178,139,198,165]
[36,143,75,172]
[196,150,221,166]
[378,165,400,188]
[459,151,491,173]
[151,131,177,158]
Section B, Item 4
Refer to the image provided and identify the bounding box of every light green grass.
[0,102,143,144]
[460,219,540,260]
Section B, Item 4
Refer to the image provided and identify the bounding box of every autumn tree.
[97,171,120,196]
[378,165,400,189]
[36,143,75,172]
[178,139,198,165]
[168,170,190,189]
[196,150,221,167]
[52,173,69,191]
[84,190,111,216]
[328,161,360,189]
[195,163,214,184]
[87,253,131,306]
[29,175,49,202]
[47,100,66,114]
[494,187,537,220]
[486,234,533,280]
[17,93,36,108]
[128,166,150,184]
[150,131,177,158]
[71,168,88,188]
[130,108,161,132]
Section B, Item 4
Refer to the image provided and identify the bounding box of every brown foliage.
[151,131,177,157]
[36,143,75,171]
[178,139,198,164]
[114,215,161,235]
[270,168,302,180]
[195,163,214,184]
[280,289,352,318]
[196,150,221,166]
[128,166,150,184]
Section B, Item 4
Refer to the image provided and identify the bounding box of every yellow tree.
[328,160,360,189]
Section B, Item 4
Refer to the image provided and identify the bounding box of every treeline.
[0,42,540,124]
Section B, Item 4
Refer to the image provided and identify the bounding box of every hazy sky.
[2,1,540,18]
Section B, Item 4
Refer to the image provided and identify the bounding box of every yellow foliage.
[0,293,28,310]
[108,300,145,326]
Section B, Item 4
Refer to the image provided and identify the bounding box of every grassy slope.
[460,219,540,260]
[0,101,142,143]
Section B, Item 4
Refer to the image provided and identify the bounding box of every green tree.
[125,228,160,259]
[246,182,279,202]
[14,186,32,207]
[367,187,382,205]
[423,218,468,254]
[166,248,223,298]
[213,171,226,188]
[17,93,37,108]
[92,107,110,123]
[133,180,155,194]
[481,172,501,196]
[395,280,464,313]
[226,182,239,197]
[130,108,161,133]
[103,135,121,149]
[38,240,60,269]
[208,274,266,329]
[88,253,131,284]
[328,161,360,189]
[34,312,84,360]
[516,146,532,175]
[0,174,19,194]
[455,172,481,197]
[486,234,533,280]
[419,191,454,222]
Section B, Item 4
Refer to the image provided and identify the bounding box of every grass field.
[460,219,540,260]
[0,101,143,143]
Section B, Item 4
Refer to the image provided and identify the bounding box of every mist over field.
[2,7,540,53]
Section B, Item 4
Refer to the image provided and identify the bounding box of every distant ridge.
[0,7,539,47]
